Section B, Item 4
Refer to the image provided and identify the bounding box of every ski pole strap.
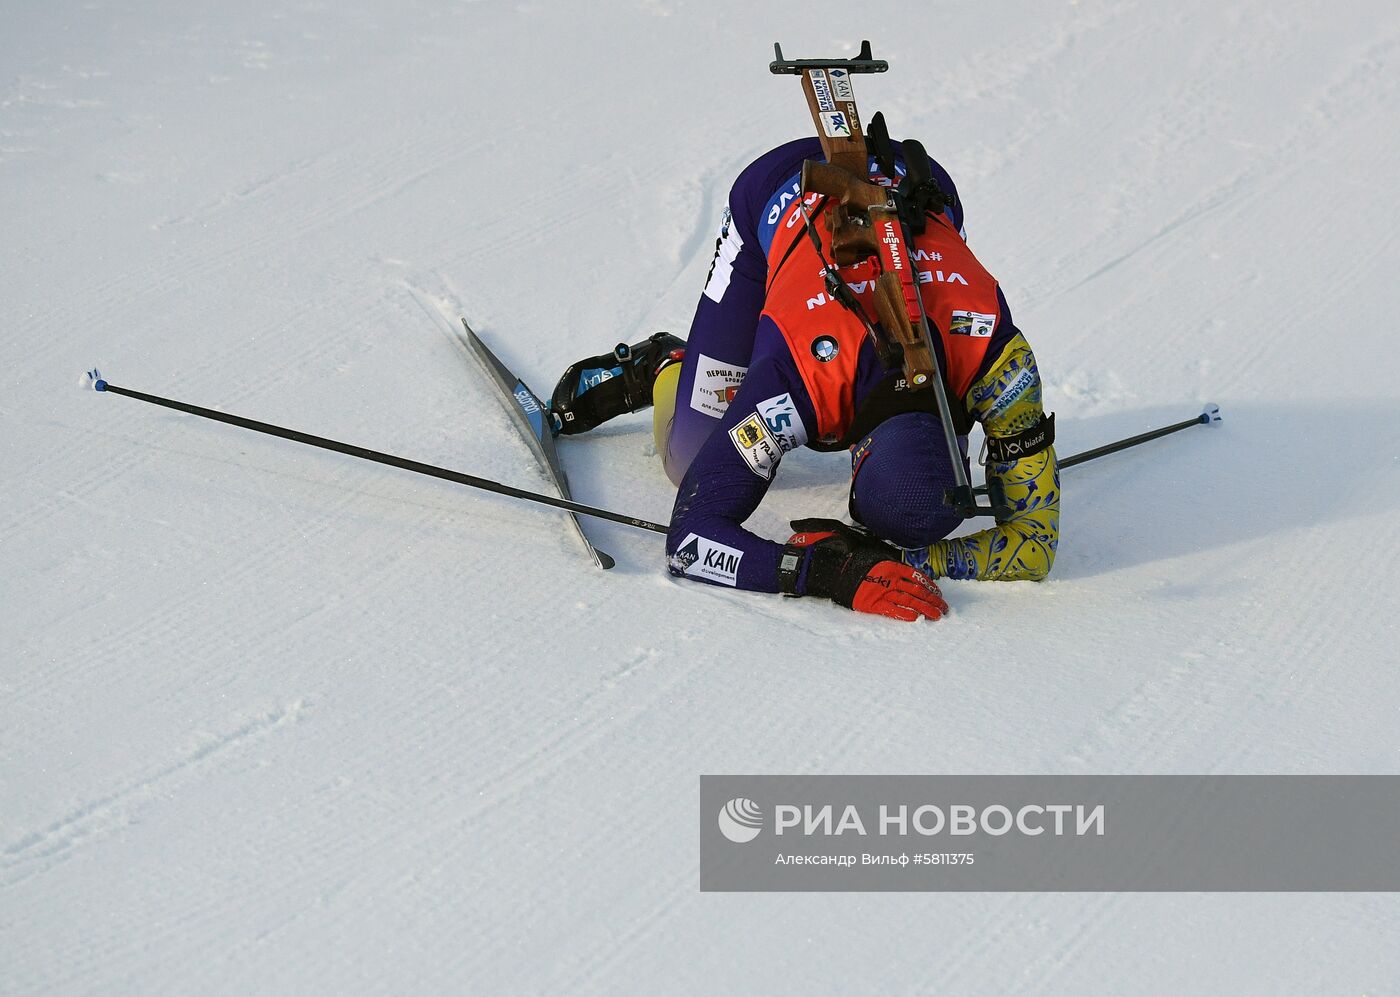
[983,412,1055,464]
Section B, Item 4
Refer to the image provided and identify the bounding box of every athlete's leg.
[652,361,682,459]
[659,346,752,485]
[658,278,771,483]
[848,412,968,547]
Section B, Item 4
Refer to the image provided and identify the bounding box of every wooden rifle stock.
[800,160,888,211]
[781,44,940,388]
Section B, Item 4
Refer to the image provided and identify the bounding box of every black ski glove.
[780,518,948,622]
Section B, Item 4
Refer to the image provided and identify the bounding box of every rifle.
[770,41,1010,518]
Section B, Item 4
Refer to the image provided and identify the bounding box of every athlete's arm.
[667,319,948,621]
[904,331,1060,581]
[666,321,814,592]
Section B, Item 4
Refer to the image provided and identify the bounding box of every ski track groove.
[566,863,697,991]
[146,153,329,231]
[1042,19,1400,319]
[3,282,394,550]
[1,701,306,890]
[1014,894,1136,995]
[1061,645,1212,773]
[562,732,882,989]
[1208,534,1380,773]
[23,115,467,372]
[3,264,495,597]
[395,651,709,960]
[967,552,1388,992]
[912,1,1124,120]
[4,449,425,706]
[455,648,693,825]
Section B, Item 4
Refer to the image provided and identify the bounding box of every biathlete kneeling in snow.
[551,136,1059,622]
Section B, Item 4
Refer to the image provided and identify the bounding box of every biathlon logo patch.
[950,310,997,338]
[670,533,744,586]
[756,393,807,453]
[729,413,781,480]
[811,335,839,362]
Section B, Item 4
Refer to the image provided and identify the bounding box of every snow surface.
[4,0,1400,992]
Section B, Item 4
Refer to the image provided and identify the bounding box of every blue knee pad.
[849,412,968,548]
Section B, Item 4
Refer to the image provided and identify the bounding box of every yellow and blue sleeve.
[904,332,1060,581]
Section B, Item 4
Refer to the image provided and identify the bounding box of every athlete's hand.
[844,559,949,622]
[785,519,948,622]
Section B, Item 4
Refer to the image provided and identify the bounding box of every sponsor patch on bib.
[690,353,747,418]
[669,533,743,586]
[728,412,781,479]
[950,310,996,338]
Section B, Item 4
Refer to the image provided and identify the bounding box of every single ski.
[460,318,616,569]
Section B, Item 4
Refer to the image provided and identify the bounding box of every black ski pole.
[86,371,670,535]
[973,403,1221,496]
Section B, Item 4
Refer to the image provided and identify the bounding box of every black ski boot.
[550,332,686,435]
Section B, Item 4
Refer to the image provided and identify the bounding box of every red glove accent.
[787,529,838,548]
[784,519,949,622]
[849,561,949,622]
